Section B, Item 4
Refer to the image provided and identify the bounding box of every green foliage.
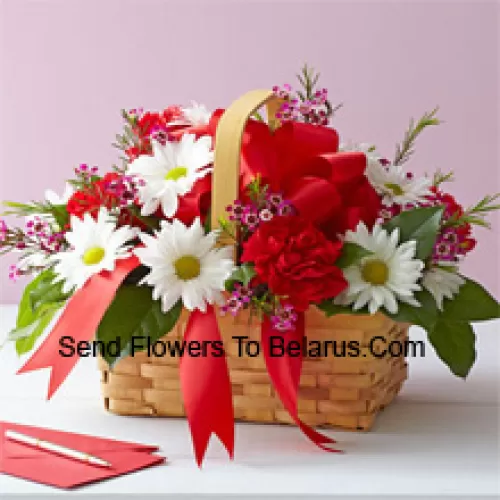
[335,242,371,269]
[394,108,441,165]
[97,285,182,367]
[8,271,70,355]
[217,216,237,242]
[295,64,341,120]
[203,209,212,233]
[440,278,500,322]
[319,289,439,329]
[386,289,439,329]
[2,201,69,231]
[126,205,161,231]
[432,169,454,187]
[296,64,320,101]
[246,175,268,204]
[318,279,499,379]
[428,319,476,378]
[225,263,256,291]
[13,305,61,355]
[446,193,500,229]
[383,206,444,260]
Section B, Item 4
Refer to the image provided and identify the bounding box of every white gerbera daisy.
[339,141,380,158]
[128,134,213,217]
[180,101,212,126]
[422,266,465,310]
[45,183,74,205]
[135,218,234,313]
[335,223,424,314]
[51,207,137,293]
[339,141,382,172]
[365,160,432,207]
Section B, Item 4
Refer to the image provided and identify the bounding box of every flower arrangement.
[2,66,499,463]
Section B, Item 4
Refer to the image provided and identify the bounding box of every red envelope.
[0,422,165,489]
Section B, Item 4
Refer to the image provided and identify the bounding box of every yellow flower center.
[82,246,105,266]
[384,182,404,196]
[165,166,188,181]
[174,255,201,281]
[361,259,389,285]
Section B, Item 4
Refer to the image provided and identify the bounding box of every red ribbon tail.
[17,255,140,400]
[262,313,341,453]
[180,306,234,467]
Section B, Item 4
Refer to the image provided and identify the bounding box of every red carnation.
[67,173,120,219]
[241,215,347,311]
[66,173,147,229]
[125,106,214,162]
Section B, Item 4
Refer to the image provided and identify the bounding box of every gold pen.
[5,430,112,468]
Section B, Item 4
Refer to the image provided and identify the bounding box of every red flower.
[125,107,216,162]
[241,215,347,311]
[66,173,147,229]
[135,107,183,137]
[67,173,119,219]
[426,186,477,257]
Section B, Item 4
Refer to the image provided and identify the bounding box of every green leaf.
[386,289,440,330]
[48,203,69,230]
[14,303,62,355]
[10,270,69,356]
[2,201,68,231]
[29,276,68,312]
[203,209,212,233]
[16,272,50,329]
[383,206,444,260]
[440,277,500,322]
[97,285,182,367]
[317,301,367,317]
[225,263,256,291]
[336,242,372,269]
[319,289,439,328]
[428,319,476,378]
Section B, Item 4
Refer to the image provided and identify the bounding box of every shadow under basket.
[99,308,408,431]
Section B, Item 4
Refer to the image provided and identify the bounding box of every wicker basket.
[99,308,408,431]
[98,89,408,431]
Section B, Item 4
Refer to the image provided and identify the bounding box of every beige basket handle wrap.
[211,89,282,243]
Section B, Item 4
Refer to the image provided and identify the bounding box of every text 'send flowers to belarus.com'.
[58,334,426,360]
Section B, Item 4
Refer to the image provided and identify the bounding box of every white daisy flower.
[180,101,212,126]
[334,222,424,314]
[339,141,381,158]
[365,160,432,207]
[339,141,382,172]
[135,218,234,313]
[45,183,74,205]
[51,207,138,293]
[422,266,465,311]
[128,134,213,217]
[23,184,75,233]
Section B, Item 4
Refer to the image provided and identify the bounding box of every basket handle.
[211,89,282,245]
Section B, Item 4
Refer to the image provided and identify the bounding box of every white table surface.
[0,304,498,499]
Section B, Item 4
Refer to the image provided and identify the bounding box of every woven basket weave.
[98,89,408,430]
[99,308,408,430]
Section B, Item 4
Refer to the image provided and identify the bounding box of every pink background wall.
[0,0,498,303]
